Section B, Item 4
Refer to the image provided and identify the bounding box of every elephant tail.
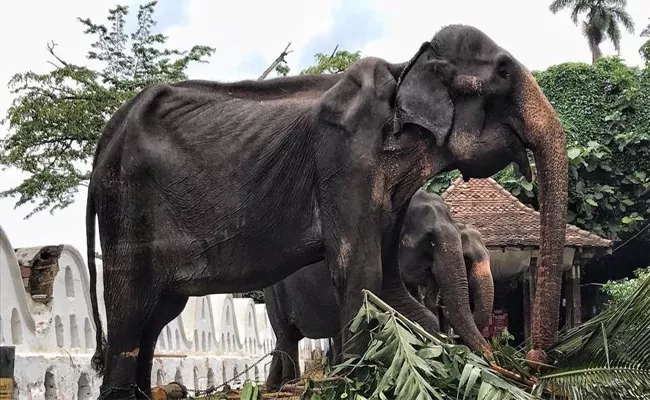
[87,188,106,375]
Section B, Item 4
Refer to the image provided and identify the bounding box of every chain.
[189,352,273,397]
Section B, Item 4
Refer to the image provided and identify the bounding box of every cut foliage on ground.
[160,272,650,399]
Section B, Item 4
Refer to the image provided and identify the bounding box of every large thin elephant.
[86,25,567,399]
[264,189,494,391]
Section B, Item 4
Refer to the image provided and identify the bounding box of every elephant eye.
[497,64,509,79]
[495,54,512,80]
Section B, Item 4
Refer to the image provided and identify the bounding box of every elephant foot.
[525,348,548,370]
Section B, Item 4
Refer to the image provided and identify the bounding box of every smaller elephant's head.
[399,189,490,354]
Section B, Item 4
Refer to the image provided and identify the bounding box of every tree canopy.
[0,1,214,217]
[533,57,649,240]
[0,2,362,219]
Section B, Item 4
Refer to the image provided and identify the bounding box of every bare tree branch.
[328,44,339,60]
[46,41,70,67]
[258,42,293,81]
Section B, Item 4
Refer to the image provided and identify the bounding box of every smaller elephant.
[263,189,494,391]
[409,222,494,337]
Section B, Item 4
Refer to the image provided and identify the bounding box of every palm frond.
[641,18,650,37]
[606,19,623,52]
[320,290,540,400]
[609,7,635,34]
[549,0,578,14]
[537,268,650,399]
[570,1,593,25]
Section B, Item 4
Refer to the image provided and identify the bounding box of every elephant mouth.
[459,125,532,182]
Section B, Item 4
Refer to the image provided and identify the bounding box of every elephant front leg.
[322,226,383,354]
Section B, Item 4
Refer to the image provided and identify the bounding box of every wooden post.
[563,268,573,330]
[564,249,583,329]
[523,254,537,346]
[0,346,15,400]
[572,251,582,327]
[523,267,531,343]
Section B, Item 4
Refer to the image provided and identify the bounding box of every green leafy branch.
[0,1,214,217]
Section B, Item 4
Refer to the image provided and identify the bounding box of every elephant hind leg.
[266,339,300,391]
[279,339,300,389]
[100,262,159,399]
[266,351,284,392]
[265,324,302,392]
[135,294,189,398]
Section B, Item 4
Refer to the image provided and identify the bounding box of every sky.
[0,0,649,263]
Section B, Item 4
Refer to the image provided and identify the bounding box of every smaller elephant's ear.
[393,42,455,147]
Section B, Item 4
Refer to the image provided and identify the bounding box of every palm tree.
[641,18,650,63]
[549,0,635,63]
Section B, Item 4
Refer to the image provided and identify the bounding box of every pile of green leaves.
[300,277,650,399]
[305,290,539,400]
[221,274,650,399]
[536,265,650,399]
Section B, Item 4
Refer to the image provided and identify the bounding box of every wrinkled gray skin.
[87,24,567,398]
[264,189,493,391]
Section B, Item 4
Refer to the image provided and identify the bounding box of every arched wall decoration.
[0,223,328,398]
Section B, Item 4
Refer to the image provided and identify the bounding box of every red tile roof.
[440,178,612,248]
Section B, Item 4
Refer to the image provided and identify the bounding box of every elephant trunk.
[516,70,569,366]
[467,257,494,333]
[433,243,492,356]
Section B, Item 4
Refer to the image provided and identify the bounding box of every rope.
[612,220,650,253]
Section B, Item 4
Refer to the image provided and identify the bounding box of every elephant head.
[394,25,568,364]
[399,189,490,354]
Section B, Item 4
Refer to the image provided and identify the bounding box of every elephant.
[86,24,568,399]
[399,190,494,338]
[263,189,494,391]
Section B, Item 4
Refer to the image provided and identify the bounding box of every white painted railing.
[0,224,329,399]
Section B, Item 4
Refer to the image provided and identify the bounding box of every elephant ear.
[394,43,456,147]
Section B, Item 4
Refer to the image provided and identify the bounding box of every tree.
[549,0,635,63]
[0,1,214,217]
[531,58,649,241]
[640,18,650,63]
[602,266,650,308]
[300,47,361,75]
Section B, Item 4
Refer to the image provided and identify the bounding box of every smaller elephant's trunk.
[467,258,494,333]
[437,268,491,356]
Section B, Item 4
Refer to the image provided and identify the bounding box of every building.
[441,178,612,345]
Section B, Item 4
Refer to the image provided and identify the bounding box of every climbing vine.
[533,57,649,240]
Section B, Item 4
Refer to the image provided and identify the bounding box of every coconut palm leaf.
[318,290,541,400]
[548,0,635,60]
[536,269,650,399]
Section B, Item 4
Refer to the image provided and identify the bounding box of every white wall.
[0,224,328,399]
